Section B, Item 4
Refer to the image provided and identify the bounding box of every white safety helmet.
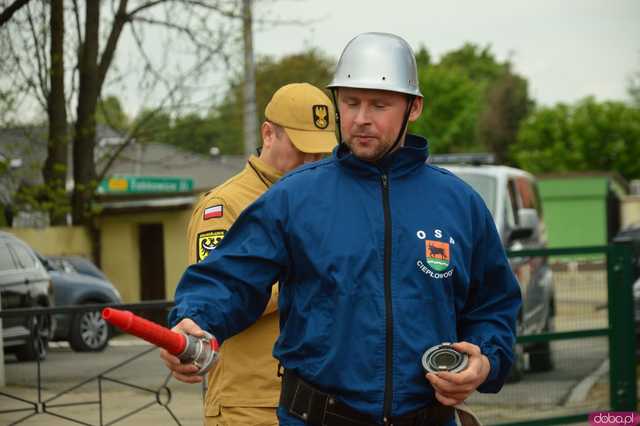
[327,32,423,98]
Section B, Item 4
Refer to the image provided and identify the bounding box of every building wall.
[97,209,192,303]
[0,226,92,257]
[538,177,609,247]
[622,195,640,228]
[99,221,140,303]
[2,209,192,304]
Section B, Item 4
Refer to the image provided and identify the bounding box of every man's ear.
[261,121,275,149]
[408,97,424,122]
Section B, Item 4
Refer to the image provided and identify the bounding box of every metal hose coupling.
[177,331,219,375]
[421,342,469,374]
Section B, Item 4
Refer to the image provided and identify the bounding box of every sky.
[250,0,640,107]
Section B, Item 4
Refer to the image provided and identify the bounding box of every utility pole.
[242,0,258,157]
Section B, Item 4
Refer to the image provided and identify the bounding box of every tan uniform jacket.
[187,155,282,414]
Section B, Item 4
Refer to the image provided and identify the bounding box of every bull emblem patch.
[197,230,226,262]
[425,240,450,272]
[312,105,329,129]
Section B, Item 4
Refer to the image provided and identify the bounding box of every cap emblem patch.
[312,105,329,129]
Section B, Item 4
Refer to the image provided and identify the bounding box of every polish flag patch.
[203,204,223,220]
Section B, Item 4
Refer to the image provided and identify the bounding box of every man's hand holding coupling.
[159,318,207,384]
[425,341,491,406]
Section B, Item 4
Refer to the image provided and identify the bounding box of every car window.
[10,241,38,269]
[505,179,519,229]
[0,241,17,271]
[46,257,75,273]
[515,176,543,216]
[507,179,520,227]
[451,173,497,217]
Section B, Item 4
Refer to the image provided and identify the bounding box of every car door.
[511,176,553,334]
[10,240,50,306]
[0,239,30,341]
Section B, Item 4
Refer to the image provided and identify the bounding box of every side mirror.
[509,208,539,242]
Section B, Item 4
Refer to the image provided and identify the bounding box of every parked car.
[41,255,122,352]
[612,223,640,354]
[0,231,55,361]
[432,155,556,379]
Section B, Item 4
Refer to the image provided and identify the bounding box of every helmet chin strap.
[330,89,343,146]
[378,95,415,162]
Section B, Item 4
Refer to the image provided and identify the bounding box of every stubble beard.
[346,137,389,163]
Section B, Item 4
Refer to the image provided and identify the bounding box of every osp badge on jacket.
[416,229,455,279]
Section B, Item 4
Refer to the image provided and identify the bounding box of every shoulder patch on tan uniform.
[197,230,227,262]
[203,204,223,220]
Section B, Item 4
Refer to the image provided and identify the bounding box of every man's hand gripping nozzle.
[102,307,219,375]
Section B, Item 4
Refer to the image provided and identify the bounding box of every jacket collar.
[247,155,283,186]
[334,134,429,178]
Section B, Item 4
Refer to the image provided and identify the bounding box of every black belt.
[280,369,454,426]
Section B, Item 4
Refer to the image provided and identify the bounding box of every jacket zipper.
[380,173,394,423]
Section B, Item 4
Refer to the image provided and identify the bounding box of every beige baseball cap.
[264,83,337,154]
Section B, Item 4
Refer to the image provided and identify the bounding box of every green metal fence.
[473,244,637,426]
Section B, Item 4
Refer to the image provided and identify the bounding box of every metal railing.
[0,301,183,426]
[488,243,637,426]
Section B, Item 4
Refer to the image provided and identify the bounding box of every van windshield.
[453,173,497,218]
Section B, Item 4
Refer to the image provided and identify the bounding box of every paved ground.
[1,340,204,425]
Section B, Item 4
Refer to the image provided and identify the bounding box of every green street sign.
[99,176,193,194]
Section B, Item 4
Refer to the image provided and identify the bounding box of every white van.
[433,155,555,379]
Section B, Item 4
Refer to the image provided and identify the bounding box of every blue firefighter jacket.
[170,134,521,424]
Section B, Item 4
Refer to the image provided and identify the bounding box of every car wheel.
[528,315,555,372]
[15,313,51,361]
[69,309,111,352]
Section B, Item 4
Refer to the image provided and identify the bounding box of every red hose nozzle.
[102,307,220,375]
[102,307,186,355]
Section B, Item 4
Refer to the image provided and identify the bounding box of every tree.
[44,0,69,225]
[476,71,532,164]
[511,97,640,180]
[410,43,532,159]
[169,113,223,155]
[410,63,483,154]
[0,0,31,27]
[96,95,130,133]
[131,108,171,144]
[439,43,505,84]
[628,69,640,108]
[1,0,242,227]
[149,48,335,156]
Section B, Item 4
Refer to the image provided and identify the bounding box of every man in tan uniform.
[187,83,337,426]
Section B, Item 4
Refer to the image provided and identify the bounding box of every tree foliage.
[138,48,335,156]
[133,109,224,155]
[410,43,532,162]
[511,97,640,180]
[410,61,483,154]
[628,69,640,108]
[476,72,531,164]
[96,95,129,132]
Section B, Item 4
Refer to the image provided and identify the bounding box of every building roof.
[101,141,246,192]
[0,125,247,197]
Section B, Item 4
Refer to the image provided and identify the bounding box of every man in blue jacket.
[162,32,521,426]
